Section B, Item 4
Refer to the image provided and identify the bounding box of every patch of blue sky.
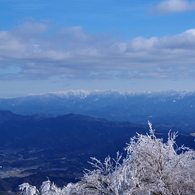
[1,0,195,97]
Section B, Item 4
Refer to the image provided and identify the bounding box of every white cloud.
[152,0,195,14]
[1,21,195,80]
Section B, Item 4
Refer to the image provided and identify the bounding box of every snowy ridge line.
[27,90,134,98]
[25,89,194,98]
[0,89,195,100]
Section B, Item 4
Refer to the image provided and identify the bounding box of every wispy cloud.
[151,0,195,14]
[1,21,195,80]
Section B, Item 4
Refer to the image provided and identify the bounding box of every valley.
[0,91,195,194]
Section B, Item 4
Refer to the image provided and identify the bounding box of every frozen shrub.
[20,122,195,195]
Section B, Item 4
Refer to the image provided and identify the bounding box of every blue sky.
[1,0,195,97]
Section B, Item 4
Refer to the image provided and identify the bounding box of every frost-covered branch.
[20,122,195,195]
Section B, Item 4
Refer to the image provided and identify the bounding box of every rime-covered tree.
[19,122,195,195]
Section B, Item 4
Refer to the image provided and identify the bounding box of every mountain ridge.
[0,90,195,130]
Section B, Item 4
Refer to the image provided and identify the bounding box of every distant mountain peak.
[28,89,194,97]
[0,90,195,129]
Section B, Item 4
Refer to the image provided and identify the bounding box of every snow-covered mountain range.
[0,90,195,128]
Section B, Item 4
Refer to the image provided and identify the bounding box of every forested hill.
[0,110,194,151]
[0,110,148,151]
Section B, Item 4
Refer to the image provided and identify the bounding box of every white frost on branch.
[19,122,195,195]
[19,183,39,195]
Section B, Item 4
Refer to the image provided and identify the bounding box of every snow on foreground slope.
[19,122,195,195]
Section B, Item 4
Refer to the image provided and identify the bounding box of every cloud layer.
[152,0,195,14]
[0,21,195,80]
